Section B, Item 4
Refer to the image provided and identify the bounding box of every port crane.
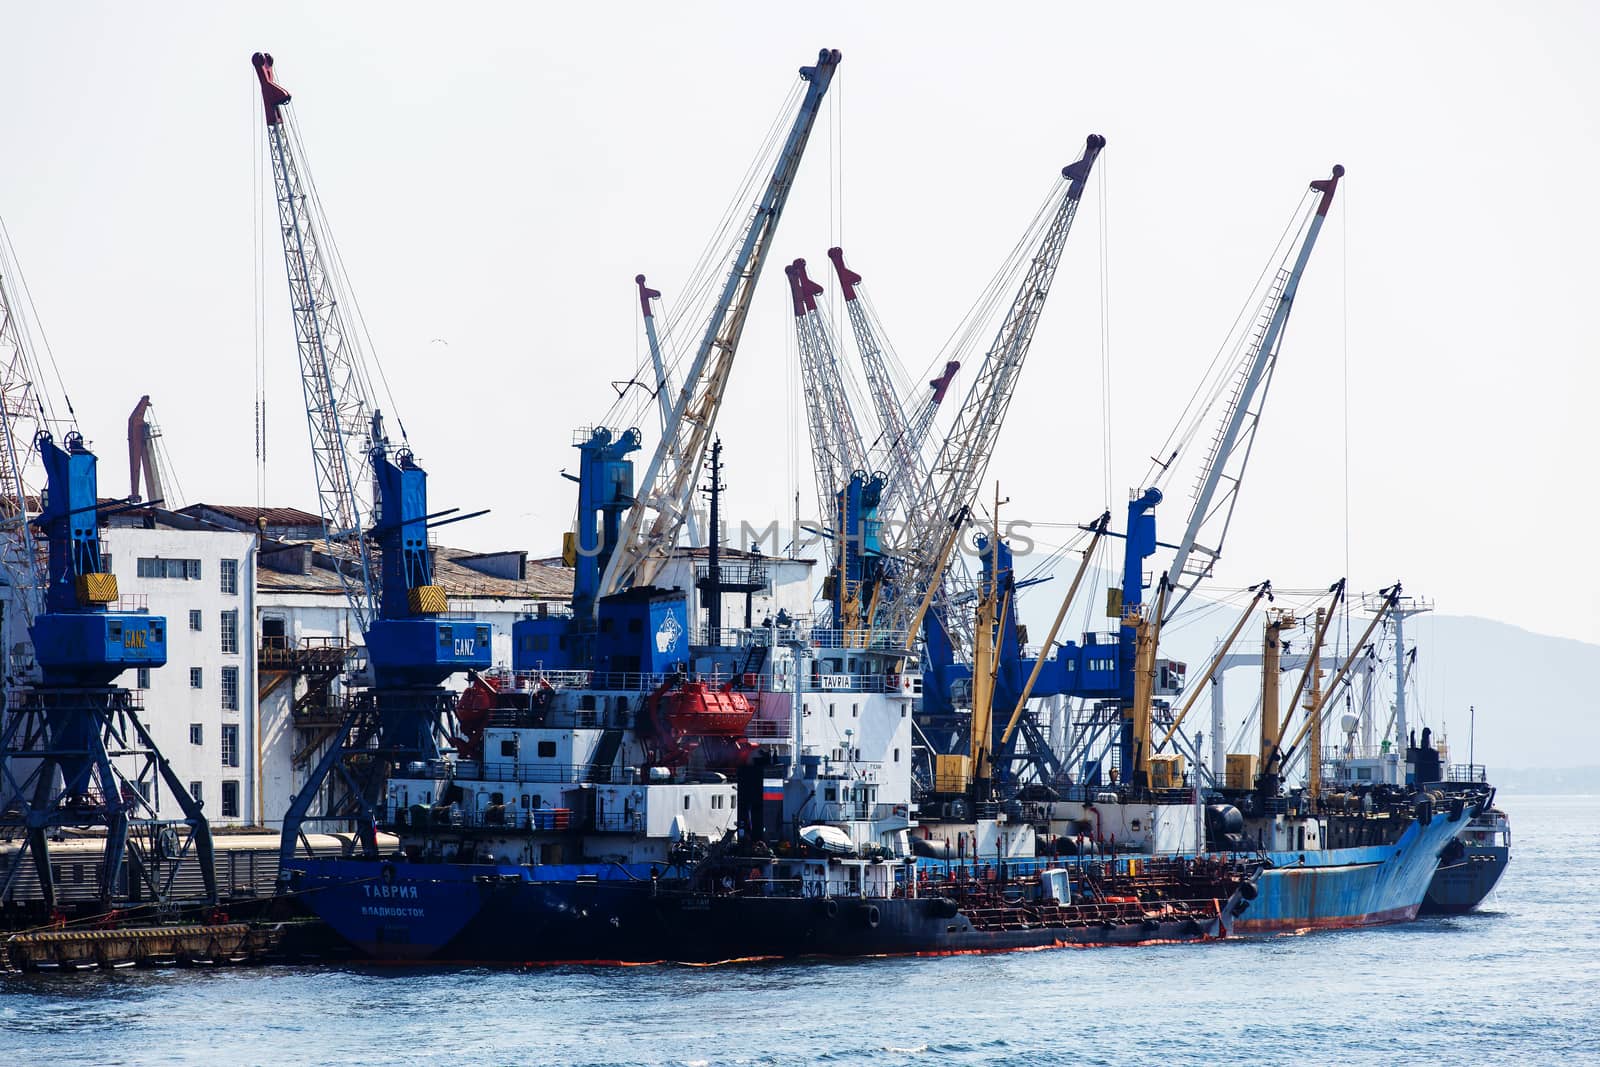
[783,257,883,632]
[974,164,1347,794]
[253,53,492,867]
[1154,166,1345,622]
[880,135,1105,646]
[0,228,213,911]
[824,247,958,522]
[598,49,841,603]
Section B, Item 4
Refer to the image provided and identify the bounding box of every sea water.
[2,795,1595,1066]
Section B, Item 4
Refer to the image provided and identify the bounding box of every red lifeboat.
[658,680,754,737]
[451,671,500,761]
[643,678,758,770]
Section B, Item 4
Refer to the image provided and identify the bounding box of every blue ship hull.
[1228,803,1471,933]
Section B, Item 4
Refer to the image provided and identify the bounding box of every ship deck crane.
[0,228,213,912]
[253,53,492,867]
[1016,165,1346,791]
[824,247,957,520]
[1157,166,1344,622]
[824,247,969,640]
[599,49,841,602]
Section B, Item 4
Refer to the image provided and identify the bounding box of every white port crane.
[878,135,1106,635]
[1155,166,1344,622]
[600,50,842,601]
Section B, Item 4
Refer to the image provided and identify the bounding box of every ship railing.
[692,623,912,653]
[736,877,805,899]
[1443,763,1488,784]
[518,601,575,621]
[693,562,771,592]
[388,803,629,833]
[508,668,769,694]
[811,802,909,824]
[801,673,911,694]
[404,759,650,786]
[747,718,791,740]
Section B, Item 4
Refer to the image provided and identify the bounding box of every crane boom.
[786,256,867,528]
[826,247,918,510]
[881,134,1105,631]
[1163,166,1343,620]
[0,233,47,637]
[635,275,675,433]
[600,49,841,600]
[254,51,378,631]
[825,247,959,521]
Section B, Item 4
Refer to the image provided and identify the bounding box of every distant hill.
[1413,616,1600,773]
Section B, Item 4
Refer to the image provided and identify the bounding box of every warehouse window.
[189,781,203,806]
[189,723,203,745]
[221,781,240,819]
[190,667,203,689]
[136,667,150,689]
[221,724,239,768]
[221,666,239,711]
[189,610,202,631]
[220,610,239,654]
[220,558,239,595]
[137,557,201,580]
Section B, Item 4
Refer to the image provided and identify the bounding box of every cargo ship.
[277,605,1261,962]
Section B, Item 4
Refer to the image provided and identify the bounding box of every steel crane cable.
[597,80,805,436]
[920,174,1064,406]
[1139,188,1317,495]
[281,112,407,446]
[0,217,76,434]
[649,81,801,370]
[1096,157,1113,508]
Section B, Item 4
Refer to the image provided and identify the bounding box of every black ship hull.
[287,860,1245,963]
[1420,842,1510,915]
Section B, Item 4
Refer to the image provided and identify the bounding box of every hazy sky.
[1,2,1595,644]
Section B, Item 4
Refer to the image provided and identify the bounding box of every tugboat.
[1405,727,1510,915]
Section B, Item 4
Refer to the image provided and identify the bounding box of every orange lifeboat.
[643,678,758,770]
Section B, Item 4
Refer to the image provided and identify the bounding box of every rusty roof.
[181,503,324,528]
[256,542,573,601]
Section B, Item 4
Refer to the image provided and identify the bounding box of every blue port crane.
[252,53,492,867]
[0,228,213,910]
